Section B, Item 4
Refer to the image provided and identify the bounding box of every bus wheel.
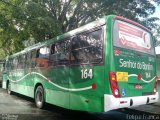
[7,82,12,95]
[35,86,44,109]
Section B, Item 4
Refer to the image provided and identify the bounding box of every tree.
[154,0,160,5]
[0,1,28,56]
[0,0,160,57]
[154,25,160,46]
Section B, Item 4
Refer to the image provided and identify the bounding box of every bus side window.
[31,50,37,68]
[8,59,12,71]
[50,44,55,54]
[10,59,13,70]
[70,37,78,62]
[49,44,55,66]
[2,63,5,72]
[13,57,18,70]
[21,54,26,69]
[70,29,103,64]
[26,52,31,68]
[36,46,50,68]
[49,40,70,66]
[17,56,21,69]
[17,55,25,69]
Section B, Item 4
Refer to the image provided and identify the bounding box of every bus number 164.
[81,69,93,79]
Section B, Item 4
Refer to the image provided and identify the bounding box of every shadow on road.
[9,92,101,120]
[3,91,159,120]
[9,92,125,120]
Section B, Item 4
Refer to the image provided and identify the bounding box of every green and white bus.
[2,15,159,112]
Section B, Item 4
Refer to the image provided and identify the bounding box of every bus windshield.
[113,20,154,55]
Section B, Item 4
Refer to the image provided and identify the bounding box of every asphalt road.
[0,88,159,120]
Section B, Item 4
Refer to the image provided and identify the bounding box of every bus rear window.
[113,20,154,55]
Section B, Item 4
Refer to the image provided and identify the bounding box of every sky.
[150,1,160,23]
[153,5,160,20]
[156,46,160,54]
[152,4,160,42]
[154,5,160,50]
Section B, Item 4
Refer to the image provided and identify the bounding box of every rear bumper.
[104,92,159,112]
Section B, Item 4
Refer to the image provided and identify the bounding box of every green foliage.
[0,0,159,58]
[154,25,160,46]
[154,0,160,5]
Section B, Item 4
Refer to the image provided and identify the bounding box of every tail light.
[154,77,158,94]
[109,72,120,98]
[137,74,141,80]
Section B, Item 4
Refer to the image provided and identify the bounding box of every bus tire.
[7,81,12,95]
[35,86,44,109]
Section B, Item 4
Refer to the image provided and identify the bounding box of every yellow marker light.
[111,74,116,81]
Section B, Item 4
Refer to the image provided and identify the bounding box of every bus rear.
[104,16,159,111]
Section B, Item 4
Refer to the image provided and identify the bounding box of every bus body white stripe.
[7,72,92,92]
[128,74,156,83]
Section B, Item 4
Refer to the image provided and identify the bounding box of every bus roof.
[7,15,151,59]
[114,16,151,32]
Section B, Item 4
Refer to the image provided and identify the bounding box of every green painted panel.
[69,65,104,96]
[70,93,103,112]
[46,89,69,109]
[113,47,156,97]
[11,83,34,98]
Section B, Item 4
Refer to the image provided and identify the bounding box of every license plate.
[135,84,142,89]
[116,72,128,82]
